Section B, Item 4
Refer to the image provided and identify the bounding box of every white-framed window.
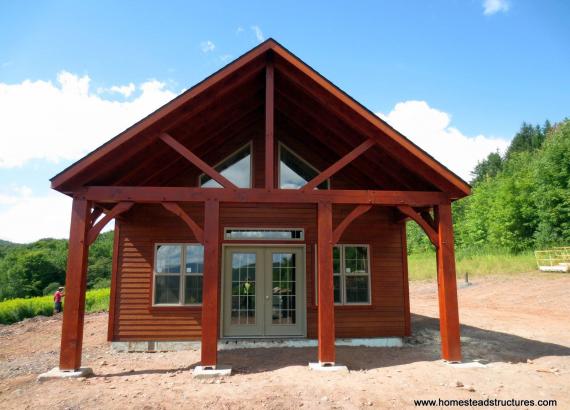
[199,142,252,188]
[278,142,330,190]
[315,244,371,305]
[153,243,204,306]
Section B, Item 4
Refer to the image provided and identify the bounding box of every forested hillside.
[0,232,113,301]
[408,119,570,253]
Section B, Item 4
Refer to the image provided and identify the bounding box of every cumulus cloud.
[0,186,72,242]
[0,71,177,168]
[251,25,265,42]
[483,0,510,15]
[378,101,509,181]
[200,40,216,53]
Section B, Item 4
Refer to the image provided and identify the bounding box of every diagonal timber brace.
[161,202,205,244]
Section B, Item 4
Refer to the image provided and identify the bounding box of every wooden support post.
[201,199,220,367]
[435,203,461,362]
[265,56,275,189]
[59,198,91,371]
[317,201,336,364]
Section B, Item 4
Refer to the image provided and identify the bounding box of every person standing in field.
[54,287,64,313]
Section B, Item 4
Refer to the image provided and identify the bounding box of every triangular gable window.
[199,143,252,188]
[279,143,330,190]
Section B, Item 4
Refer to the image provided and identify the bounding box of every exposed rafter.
[87,202,134,245]
[161,202,204,244]
[332,204,373,244]
[159,133,238,190]
[302,139,375,191]
[397,205,438,246]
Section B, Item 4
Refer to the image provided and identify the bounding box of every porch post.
[201,199,220,367]
[435,203,461,362]
[317,201,336,364]
[59,197,91,370]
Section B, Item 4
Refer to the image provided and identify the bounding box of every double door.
[223,247,305,337]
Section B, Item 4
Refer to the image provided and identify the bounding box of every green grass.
[408,250,537,281]
[0,288,110,325]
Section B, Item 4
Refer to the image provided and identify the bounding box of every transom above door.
[222,246,306,337]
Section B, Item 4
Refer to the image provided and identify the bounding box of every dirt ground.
[1,274,569,409]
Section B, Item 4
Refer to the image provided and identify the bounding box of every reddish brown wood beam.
[317,201,336,364]
[161,202,204,244]
[400,222,411,336]
[89,207,104,227]
[265,55,275,189]
[87,202,134,245]
[332,204,372,244]
[435,203,461,362]
[201,199,220,367]
[59,198,90,371]
[107,221,121,342]
[302,139,375,191]
[159,133,238,190]
[397,205,438,246]
[83,186,449,206]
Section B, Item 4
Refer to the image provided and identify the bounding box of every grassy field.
[408,250,537,281]
[0,288,110,325]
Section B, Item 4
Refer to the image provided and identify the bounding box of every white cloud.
[0,71,178,168]
[200,40,216,53]
[483,0,510,15]
[236,26,244,35]
[378,101,509,181]
[109,83,136,97]
[251,25,265,42]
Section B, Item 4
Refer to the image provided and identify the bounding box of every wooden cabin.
[51,39,470,372]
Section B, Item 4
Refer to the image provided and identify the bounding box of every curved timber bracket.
[332,204,373,244]
[161,202,205,244]
[397,205,438,247]
[87,201,134,245]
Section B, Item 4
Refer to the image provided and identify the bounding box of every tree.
[470,151,503,185]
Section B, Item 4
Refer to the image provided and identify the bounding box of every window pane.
[200,145,251,188]
[184,275,203,304]
[156,245,181,273]
[185,245,204,273]
[279,145,328,189]
[155,275,181,304]
[344,246,369,273]
[225,229,304,240]
[333,246,341,273]
[345,275,369,303]
[333,275,341,304]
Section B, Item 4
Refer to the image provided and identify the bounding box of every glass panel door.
[223,248,264,337]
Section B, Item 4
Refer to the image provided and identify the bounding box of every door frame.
[220,243,307,339]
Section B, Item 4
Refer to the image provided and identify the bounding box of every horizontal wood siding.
[112,203,406,341]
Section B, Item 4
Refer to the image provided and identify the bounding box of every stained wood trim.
[265,55,275,189]
[159,133,238,190]
[87,202,134,245]
[317,201,335,364]
[161,202,205,244]
[83,186,449,206]
[396,205,438,247]
[107,220,121,342]
[332,204,373,244]
[302,139,375,191]
[89,207,104,227]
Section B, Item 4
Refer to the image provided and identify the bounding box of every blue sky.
[0,0,569,242]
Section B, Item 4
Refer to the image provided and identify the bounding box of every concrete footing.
[308,362,349,372]
[38,367,93,381]
[192,365,232,379]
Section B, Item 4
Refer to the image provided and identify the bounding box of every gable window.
[154,244,204,306]
[315,244,371,305]
[279,143,330,189]
[199,143,252,188]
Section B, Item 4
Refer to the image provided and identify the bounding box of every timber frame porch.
[53,39,468,372]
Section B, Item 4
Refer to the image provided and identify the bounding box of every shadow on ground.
[93,313,570,376]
